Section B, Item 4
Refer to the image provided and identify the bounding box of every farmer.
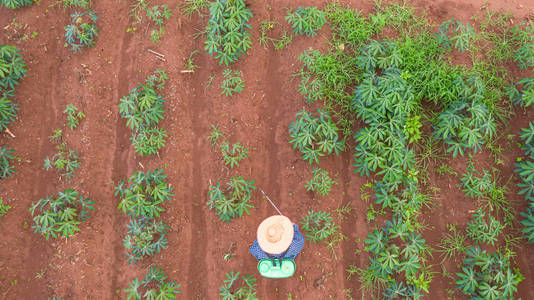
[249,215,305,267]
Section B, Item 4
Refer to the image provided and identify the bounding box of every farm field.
[1,0,534,299]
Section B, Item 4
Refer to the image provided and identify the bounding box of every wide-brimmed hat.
[257,215,294,254]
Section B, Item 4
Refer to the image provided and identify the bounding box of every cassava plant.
[64,10,99,54]
[435,18,476,52]
[0,45,26,130]
[509,20,534,70]
[219,141,249,168]
[63,104,85,130]
[455,246,521,299]
[351,45,417,186]
[300,210,339,242]
[146,5,172,43]
[305,167,336,197]
[123,218,170,265]
[207,126,250,168]
[125,265,181,299]
[43,142,81,182]
[362,215,430,298]
[0,45,27,95]
[205,0,253,65]
[288,109,345,164]
[220,69,244,97]
[0,0,32,9]
[285,7,326,37]
[219,271,258,300]
[433,99,496,157]
[0,97,18,131]
[506,77,534,107]
[115,169,174,221]
[119,70,168,156]
[29,189,94,240]
[515,122,534,242]
[0,146,16,179]
[207,177,255,223]
[115,169,174,264]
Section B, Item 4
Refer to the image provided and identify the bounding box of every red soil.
[1,0,534,299]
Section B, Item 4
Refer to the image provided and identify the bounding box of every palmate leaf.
[56,220,81,238]
[516,160,534,183]
[125,277,141,300]
[378,248,400,272]
[364,228,387,255]
[0,96,19,130]
[400,255,421,276]
[0,146,16,178]
[456,266,478,295]
[383,280,407,299]
[478,283,500,300]
[520,122,534,147]
[520,212,534,242]
[502,268,519,297]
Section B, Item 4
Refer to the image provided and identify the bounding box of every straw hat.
[257,215,294,254]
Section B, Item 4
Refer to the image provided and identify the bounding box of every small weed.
[365,203,384,223]
[184,50,199,72]
[61,0,89,8]
[180,0,209,17]
[404,115,422,144]
[0,198,11,217]
[207,124,224,146]
[223,242,236,261]
[258,20,292,50]
[334,202,353,220]
[436,164,457,176]
[128,0,149,24]
[437,224,467,262]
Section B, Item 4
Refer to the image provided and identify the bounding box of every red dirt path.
[1,0,534,299]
